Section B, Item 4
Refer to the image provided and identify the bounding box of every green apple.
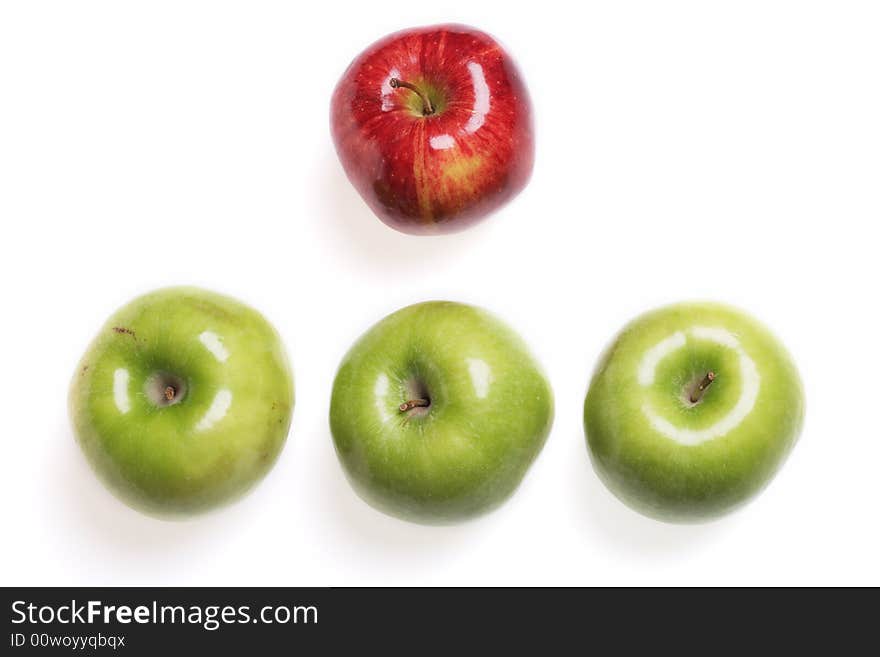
[69,287,294,518]
[330,301,554,524]
[584,302,804,523]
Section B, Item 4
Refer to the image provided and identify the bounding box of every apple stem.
[690,371,716,404]
[164,386,176,402]
[399,398,430,412]
[389,78,435,116]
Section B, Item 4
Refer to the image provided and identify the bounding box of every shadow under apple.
[315,424,489,579]
[313,152,493,276]
[570,432,734,557]
[50,418,265,583]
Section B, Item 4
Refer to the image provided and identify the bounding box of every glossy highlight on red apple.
[330,24,534,235]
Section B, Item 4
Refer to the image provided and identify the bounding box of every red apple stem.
[389,78,435,116]
[690,371,716,404]
[399,398,430,412]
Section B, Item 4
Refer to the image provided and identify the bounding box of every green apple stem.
[389,78,435,116]
[164,386,177,402]
[399,398,430,412]
[690,371,716,404]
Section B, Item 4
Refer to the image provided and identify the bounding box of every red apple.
[330,24,534,235]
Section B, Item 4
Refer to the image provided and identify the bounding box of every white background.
[1,1,878,587]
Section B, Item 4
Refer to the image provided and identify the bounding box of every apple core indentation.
[401,377,431,417]
[145,372,188,408]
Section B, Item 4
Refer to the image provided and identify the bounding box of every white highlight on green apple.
[373,373,392,423]
[195,389,233,432]
[639,327,761,446]
[198,330,229,363]
[691,325,739,349]
[466,357,493,399]
[637,332,686,386]
[113,368,130,413]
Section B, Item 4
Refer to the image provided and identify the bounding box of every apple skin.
[330,24,534,235]
[69,287,294,518]
[584,302,804,523]
[329,301,553,524]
